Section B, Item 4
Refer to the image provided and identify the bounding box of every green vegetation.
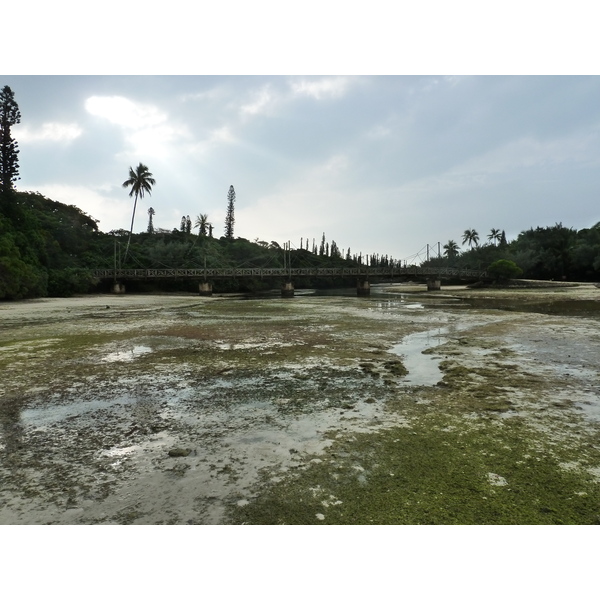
[425,222,600,283]
[230,414,600,524]
[487,259,523,281]
[0,192,101,298]
[0,189,373,299]
[0,85,21,201]
[3,190,600,300]
[224,185,236,240]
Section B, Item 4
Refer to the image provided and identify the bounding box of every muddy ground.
[1,282,599,524]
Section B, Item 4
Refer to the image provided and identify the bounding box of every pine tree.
[225,185,236,239]
[147,207,155,233]
[180,216,186,232]
[186,215,192,234]
[0,85,21,206]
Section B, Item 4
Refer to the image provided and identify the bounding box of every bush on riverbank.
[487,259,523,281]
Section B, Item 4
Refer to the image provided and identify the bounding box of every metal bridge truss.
[91,266,486,280]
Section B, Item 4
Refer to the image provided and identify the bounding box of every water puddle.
[21,396,139,426]
[390,328,447,386]
[102,345,153,362]
[573,394,600,422]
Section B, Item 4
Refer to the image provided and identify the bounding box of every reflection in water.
[372,297,424,311]
[102,345,153,363]
[390,329,447,386]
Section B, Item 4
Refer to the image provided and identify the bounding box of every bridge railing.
[91,266,487,280]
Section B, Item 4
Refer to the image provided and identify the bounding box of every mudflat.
[1,283,599,524]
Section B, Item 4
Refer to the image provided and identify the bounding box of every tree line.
[424,223,600,282]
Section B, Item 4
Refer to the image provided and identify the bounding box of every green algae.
[228,413,600,525]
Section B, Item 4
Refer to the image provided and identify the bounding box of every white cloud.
[320,154,349,174]
[240,85,274,116]
[85,95,189,160]
[15,122,83,143]
[125,124,189,160]
[85,96,167,129]
[366,124,392,139]
[188,125,237,160]
[289,76,353,100]
[210,126,235,144]
[180,88,225,103]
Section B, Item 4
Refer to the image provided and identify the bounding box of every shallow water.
[20,395,139,426]
[102,345,153,362]
[390,329,447,386]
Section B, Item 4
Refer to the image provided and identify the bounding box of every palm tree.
[443,240,460,258]
[122,163,155,261]
[487,228,501,246]
[462,228,479,248]
[194,213,209,236]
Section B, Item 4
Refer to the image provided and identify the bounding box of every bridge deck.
[91,266,486,280]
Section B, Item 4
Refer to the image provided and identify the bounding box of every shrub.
[487,259,523,281]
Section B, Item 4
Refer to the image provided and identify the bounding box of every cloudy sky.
[4,74,599,264]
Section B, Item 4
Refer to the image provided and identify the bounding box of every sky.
[3,74,600,264]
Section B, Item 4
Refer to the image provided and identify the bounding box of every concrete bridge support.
[111,282,126,294]
[199,281,213,296]
[357,279,371,296]
[427,278,441,291]
[281,281,295,297]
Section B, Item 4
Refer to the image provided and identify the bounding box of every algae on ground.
[229,412,600,525]
[1,290,599,524]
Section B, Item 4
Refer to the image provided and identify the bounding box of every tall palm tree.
[462,228,480,248]
[443,240,460,258]
[194,213,209,236]
[487,228,501,246]
[122,163,155,261]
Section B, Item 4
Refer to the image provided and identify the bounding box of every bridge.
[92,266,487,296]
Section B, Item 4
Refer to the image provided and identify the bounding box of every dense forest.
[421,223,600,283]
[1,188,600,300]
[0,190,371,299]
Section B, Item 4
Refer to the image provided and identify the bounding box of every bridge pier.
[199,281,213,296]
[111,282,126,294]
[357,279,370,296]
[281,281,295,298]
[427,278,441,291]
